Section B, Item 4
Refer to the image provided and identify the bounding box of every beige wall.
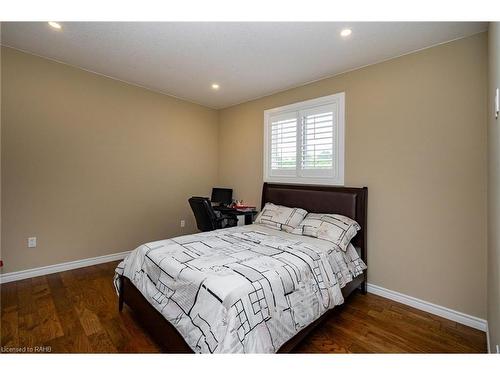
[0,29,2,272]
[488,23,500,353]
[1,46,219,273]
[218,33,488,318]
[1,33,490,321]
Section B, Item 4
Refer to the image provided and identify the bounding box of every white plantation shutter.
[264,93,344,185]
[269,113,297,176]
[300,104,336,178]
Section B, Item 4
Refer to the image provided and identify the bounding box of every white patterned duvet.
[114,224,366,353]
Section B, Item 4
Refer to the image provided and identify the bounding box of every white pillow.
[299,213,360,251]
[254,203,307,233]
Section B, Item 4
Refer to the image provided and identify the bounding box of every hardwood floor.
[0,261,487,353]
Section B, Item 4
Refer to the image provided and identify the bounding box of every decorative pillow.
[299,213,360,251]
[254,203,308,233]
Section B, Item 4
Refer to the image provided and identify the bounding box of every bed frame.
[118,183,368,353]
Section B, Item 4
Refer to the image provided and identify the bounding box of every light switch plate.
[180,220,185,228]
[495,88,499,119]
[28,237,37,248]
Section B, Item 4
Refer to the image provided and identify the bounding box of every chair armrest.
[218,214,237,221]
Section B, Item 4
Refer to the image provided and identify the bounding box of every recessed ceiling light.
[211,83,220,90]
[48,21,62,30]
[340,28,352,37]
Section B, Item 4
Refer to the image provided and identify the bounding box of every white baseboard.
[367,283,487,332]
[0,250,131,284]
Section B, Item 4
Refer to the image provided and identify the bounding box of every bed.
[115,183,368,353]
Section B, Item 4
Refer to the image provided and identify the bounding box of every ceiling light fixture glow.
[340,28,352,37]
[48,21,62,30]
[211,83,220,90]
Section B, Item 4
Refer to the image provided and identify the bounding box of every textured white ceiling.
[1,22,487,109]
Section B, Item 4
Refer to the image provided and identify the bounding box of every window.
[263,93,345,185]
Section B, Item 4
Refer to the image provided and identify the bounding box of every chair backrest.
[188,196,218,232]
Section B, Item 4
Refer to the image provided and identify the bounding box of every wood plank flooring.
[0,261,487,353]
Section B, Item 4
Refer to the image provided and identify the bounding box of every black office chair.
[188,197,238,232]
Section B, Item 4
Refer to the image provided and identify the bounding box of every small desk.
[213,206,258,226]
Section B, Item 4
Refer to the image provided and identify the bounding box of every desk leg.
[244,214,253,225]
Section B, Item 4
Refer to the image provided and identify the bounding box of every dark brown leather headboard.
[261,183,368,264]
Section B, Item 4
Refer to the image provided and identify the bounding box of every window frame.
[263,92,345,186]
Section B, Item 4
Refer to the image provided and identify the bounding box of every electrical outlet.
[180,220,185,228]
[28,237,37,248]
